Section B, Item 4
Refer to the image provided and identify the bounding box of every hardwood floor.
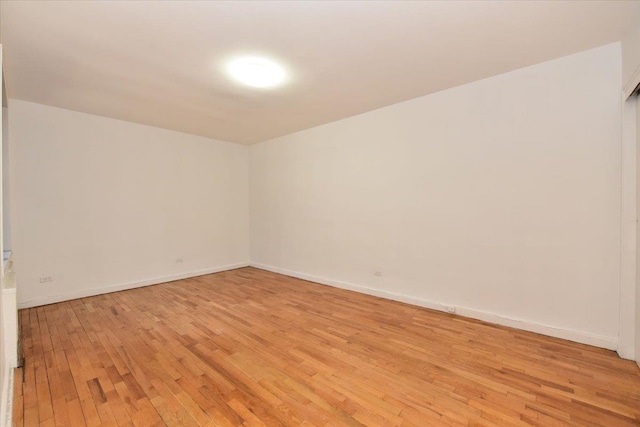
[13,267,640,426]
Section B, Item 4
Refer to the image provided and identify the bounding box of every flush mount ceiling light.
[226,57,287,88]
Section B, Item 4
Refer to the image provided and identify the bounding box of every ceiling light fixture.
[226,56,287,88]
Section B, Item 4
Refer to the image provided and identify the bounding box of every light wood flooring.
[12,267,640,426]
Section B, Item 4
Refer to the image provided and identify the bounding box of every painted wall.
[3,108,10,251]
[0,44,16,426]
[250,44,622,349]
[637,94,640,367]
[620,95,637,360]
[9,100,250,308]
[0,98,4,426]
[621,12,640,365]
[622,13,640,97]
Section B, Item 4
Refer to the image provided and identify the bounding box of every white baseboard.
[250,262,618,351]
[0,365,13,427]
[18,262,250,309]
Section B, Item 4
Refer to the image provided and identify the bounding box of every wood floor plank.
[16,267,640,426]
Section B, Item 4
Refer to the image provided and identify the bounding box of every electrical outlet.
[444,305,456,314]
[373,269,383,277]
[39,276,54,283]
[175,257,184,263]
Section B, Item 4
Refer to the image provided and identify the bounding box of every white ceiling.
[1,1,639,145]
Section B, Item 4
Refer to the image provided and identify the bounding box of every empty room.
[0,0,639,426]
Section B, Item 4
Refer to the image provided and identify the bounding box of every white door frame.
[619,94,637,360]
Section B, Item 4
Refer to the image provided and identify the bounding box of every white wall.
[637,94,640,366]
[3,108,10,251]
[0,44,16,427]
[9,100,250,308]
[250,43,622,349]
[621,12,640,365]
[620,95,637,360]
[0,98,5,427]
[622,13,640,97]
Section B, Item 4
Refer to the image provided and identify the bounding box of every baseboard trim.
[18,262,250,309]
[0,365,13,427]
[250,262,618,351]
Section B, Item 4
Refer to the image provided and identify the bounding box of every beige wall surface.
[10,100,250,307]
[250,44,622,348]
